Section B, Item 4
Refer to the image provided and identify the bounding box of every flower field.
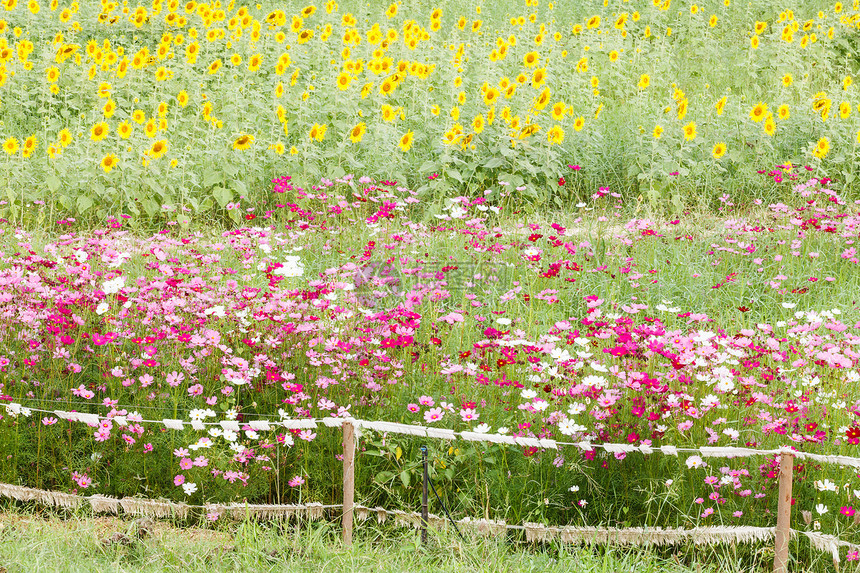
[2,0,860,570]
[1,168,860,565]
[0,0,858,223]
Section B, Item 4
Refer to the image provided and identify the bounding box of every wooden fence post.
[773,452,794,573]
[342,420,355,547]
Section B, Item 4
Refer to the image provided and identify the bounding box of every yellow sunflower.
[90,122,109,142]
[349,122,366,143]
[101,153,118,173]
[3,137,18,155]
[813,137,829,159]
[683,121,696,141]
[148,139,169,159]
[398,131,414,152]
[233,134,254,150]
[547,125,564,145]
[749,102,768,122]
[712,142,726,159]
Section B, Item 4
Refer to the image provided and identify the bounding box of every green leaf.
[46,174,61,193]
[212,186,233,208]
[232,180,248,197]
[375,471,394,484]
[144,177,164,198]
[400,469,411,488]
[447,169,463,183]
[76,195,93,214]
[483,157,505,169]
[203,170,223,188]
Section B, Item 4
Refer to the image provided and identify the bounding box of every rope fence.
[4,401,860,569]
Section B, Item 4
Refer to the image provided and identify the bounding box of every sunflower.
[90,122,109,142]
[551,102,566,121]
[840,101,851,119]
[144,119,158,138]
[749,102,768,122]
[308,123,327,142]
[297,30,313,44]
[208,59,222,74]
[683,121,696,141]
[233,134,254,150]
[532,68,546,88]
[185,41,199,63]
[349,122,366,143]
[472,114,485,134]
[177,90,189,107]
[586,15,600,28]
[248,53,262,72]
[777,105,790,120]
[754,21,767,34]
[398,131,414,152]
[3,137,18,155]
[764,115,776,136]
[573,116,585,131]
[712,142,726,159]
[714,96,727,116]
[709,15,718,27]
[45,66,59,82]
[676,98,688,120]
[103,99,116,118]
[132,110,146,124]
[58,129,72,147]
[534,87,551,111]
[750,35,759,49]
[782,73,793,87]
[381,104,396,122]
[813,137,829,159]
[22,135,36,158]
[608,50,619,62]
[335,71,351,91]
[148,139,169,159]
[101,153,118,173]
[637,74,650,90]
[230,53,241,66]
[547,125,564,145]
[117,121,133,139]
[523,51,539,68]
[483,87,500,106]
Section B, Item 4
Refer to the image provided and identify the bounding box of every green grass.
[0,505,761,573]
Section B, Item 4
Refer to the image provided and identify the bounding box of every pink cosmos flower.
[180,458,193,470]
[299,430,317,441]
[460,408,479,422]
[288,475,305,487]
[424,408,443,423]
[407,403,420,413]
[174,474,185,486]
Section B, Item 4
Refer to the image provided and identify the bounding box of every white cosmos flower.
[274,256,304,277]
[814,479,837,492]
[521,389,537,400]
[182,482,198,495]
[816,504,828,515]
[96,302,109,315]
[102,276,125,295]
[686,455,706,469]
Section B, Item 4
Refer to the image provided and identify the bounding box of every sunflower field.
[0,0,857,225]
